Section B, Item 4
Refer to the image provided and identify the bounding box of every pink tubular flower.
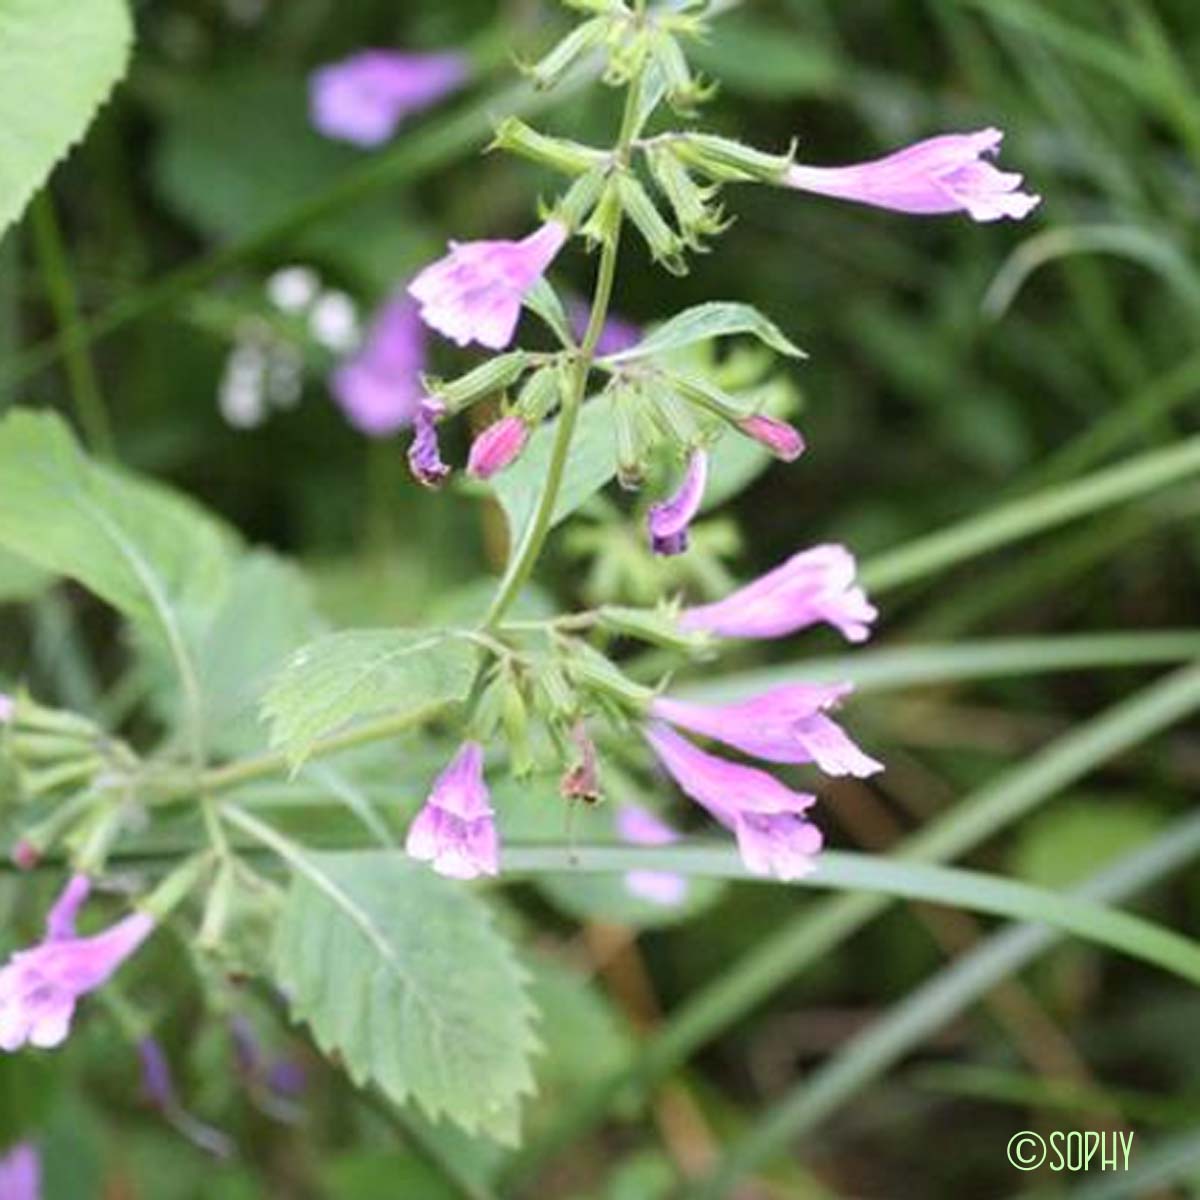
[467,416,529,479]
[739,414,805,462]
[407,398,450,488]
[645,724,822,881]
[785,128,1040,223]
[647,449,709,557]
[331,292,426,436]
[0,1143,39,1200]
[309,50,467,147]
[0,693,13,723]
[652,682,882,778]
[617,806,688,907]
[0,875,154,1052]
[680,544,877,643]
[406,742,499,880]
[408,220,569,350]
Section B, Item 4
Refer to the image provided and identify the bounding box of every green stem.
[29,192,116,456]
[480,74,644,631]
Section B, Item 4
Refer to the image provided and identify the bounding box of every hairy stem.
[481,73,645,631]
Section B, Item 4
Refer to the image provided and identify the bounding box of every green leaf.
[503,844,1200,987]
[608,303,805,363]
[272,851,539,1144]
[0,0,133,236]
[0,547,53,602]
[491,391,617,539]
[261,628,480,768]
[0,410,232,667]
[139,551,326,756]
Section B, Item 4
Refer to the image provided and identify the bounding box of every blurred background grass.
[3,0,1200,1196]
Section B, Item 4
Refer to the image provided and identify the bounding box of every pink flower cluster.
[403,544,878,884]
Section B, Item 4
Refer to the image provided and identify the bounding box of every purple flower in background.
[647,449,709,556]
[0,875,154,1051]
[467,416,529,479]
[0,693,13,723]
[310,50,467,147]
[407,398,451,488]
[139,1036,234,1157]
[331,292,426,436]
[738,414,805,462]
[617,806,688,907]
[266,1058,307,1099]
[409,221,569,350]
[644,724,822,881]
[680,544,877,643]
[652,682,882,778]
[406,742,499,880]
[785,128,1040,223]
[138,1037,176,1109]
[566,299,642,356]
[0,1143,40,1200]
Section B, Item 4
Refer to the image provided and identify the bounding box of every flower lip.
[407,398,451,488]
[784,127,1040,223]
[679,543,877,643]
[651,683,883,778]
[647,449,709,556]
[405,741,499,880]
[408,221,569,351]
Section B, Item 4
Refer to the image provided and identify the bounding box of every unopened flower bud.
[11,840,39,871]
[492,117,608,176]
[616,175,687,275]
[467,416,529,480]
[738,414,806,461]
[431,351,530,412]
[523,17,608,90]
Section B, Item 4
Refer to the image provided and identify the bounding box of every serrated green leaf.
[491,391,617,542]
[273,851,539,1143]
[261,629,480,767]
[0,410,233,658]
[138,551,326,756]
[0,0,133,235]
[608,302,805,363]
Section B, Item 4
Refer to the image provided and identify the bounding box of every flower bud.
[492,117,608,176]
[429,351,530,412]
[523,17,608,90]
[501,675,535,778]
[515,366,563,424]
[581,178,625,250]
[598,605,715,654]
[616,175,687,274]
[553,169,608,232]
[646,146,728,249]
[648,31,715,114]
[568,642,655,709]
[611,383,658,490]
[669,133,794,185]
[738,414,806,461]
[669,371,757,423]
[467,416,529,480]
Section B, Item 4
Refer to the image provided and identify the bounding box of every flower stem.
[481,73,645,632]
